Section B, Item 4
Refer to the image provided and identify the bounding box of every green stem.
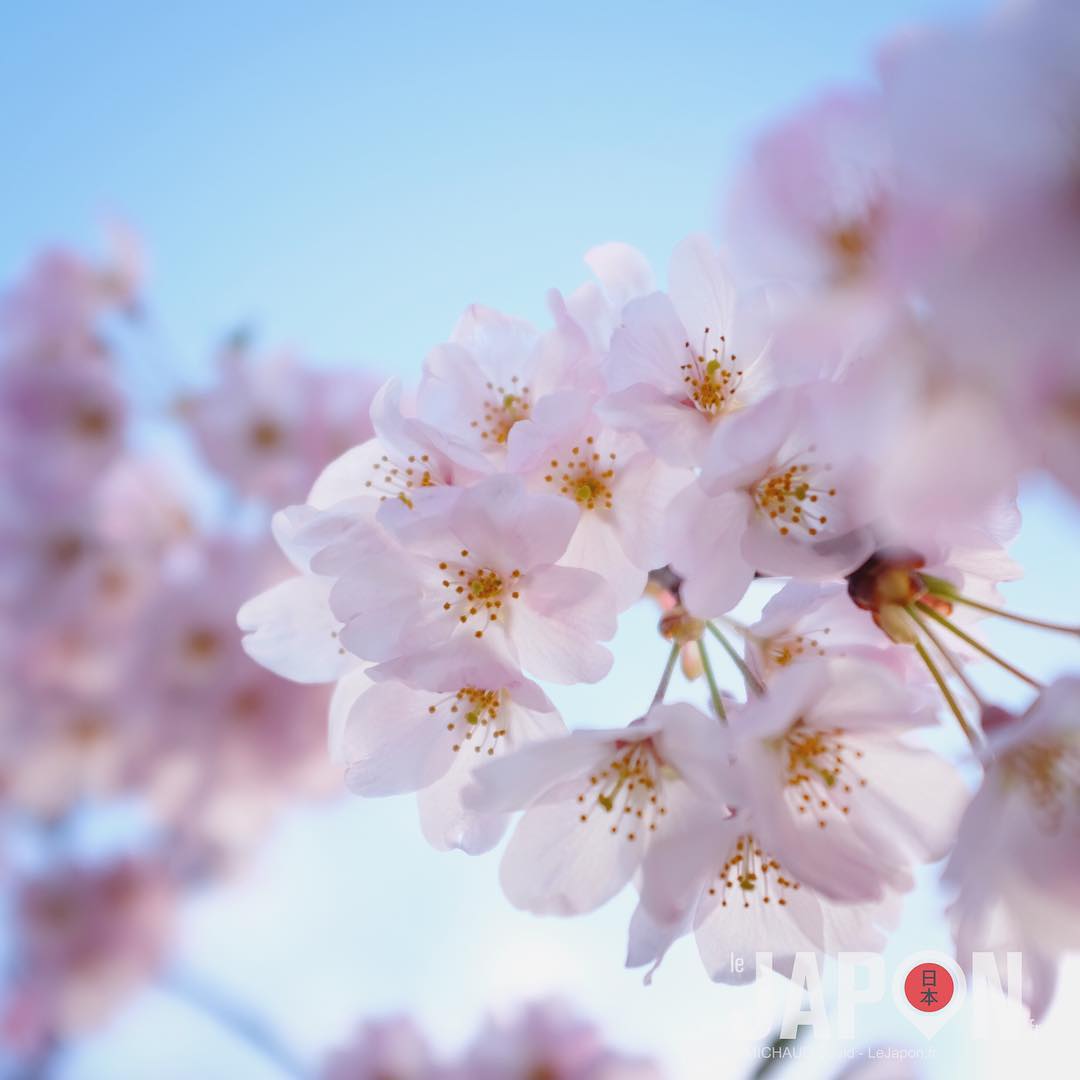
[906,605,986,707]
[698,642,727,722]
[915,602,1043,690]
[912,636,980,749]
[706,622,765,696]
[652,643,681,707]
[950,595,1080,636]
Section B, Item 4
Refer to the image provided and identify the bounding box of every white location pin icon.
[892,950,967,1039]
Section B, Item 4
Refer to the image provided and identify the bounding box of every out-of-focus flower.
[3,858,176,1050]
[727,91,897,293]
[946,676,1080,1021]
[128,536,337,862]
[0,361,127,509]
[456,1000,665,1080]
[879,0,1080,496]
[179,342,380,506]
[322,1016,440,1080]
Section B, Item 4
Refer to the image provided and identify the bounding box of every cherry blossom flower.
[332,639,565,853]
[880,0,1080,214]
[739,581,916,683]
[506,388,691,610]
[602,233,774,467]
[878,1,1080,496]
[298,377,489,544]
[322,1016,439,1080]
[664,382,875,617]
[0,683,138,818]
[464,702,732,915]
[946,676,1080,1021]
[724,660,966,905]
[456,1000,664,1080]
[3,858,176,1048]
[309,474,618,685]
[416,304,593,469]
[130,537,337,859]
[0,360,127,509]
[560,242,655,355]
[179,342,379,506]
[627,802,903,985]
[624,660,952,983]
[0,245,137,365]
[727,91,897,292]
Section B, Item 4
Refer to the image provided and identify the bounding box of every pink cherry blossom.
[129,537,337,859]
[602,233,774,467]
[456,1000,665,1080]
[726,90,897,292]
[3,858,176,1048]
[179,341,380,506]
[506,388,692,610]
[303,378,486,529]
[740,581,916,683]
[464,702,731,915]
[0,245,137,365]
[665,382,875,617]
[560,242,655,355]
[322,1016,440,1080]
[315,474,618,685]
[725,660,966,905]
[946,676,1080,1021]
[416,304,593,469]
[627,803,903,986]
[0,360,127,510]
[332,639,565,853]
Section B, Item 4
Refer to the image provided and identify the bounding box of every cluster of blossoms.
[323,1001,663,1080]
[243,0,1080,1026]
[0,243,381,1064]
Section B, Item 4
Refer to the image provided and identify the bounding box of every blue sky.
[5,2,1079,1078]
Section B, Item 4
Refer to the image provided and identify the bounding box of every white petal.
[238,575,351,684]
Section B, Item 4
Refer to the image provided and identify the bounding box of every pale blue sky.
[6,2,1079,1078]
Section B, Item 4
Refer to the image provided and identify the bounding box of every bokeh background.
[2,2,1077,1077]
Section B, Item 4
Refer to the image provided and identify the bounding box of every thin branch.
[161,970,309,1079]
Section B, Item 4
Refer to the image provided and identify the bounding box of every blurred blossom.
[3,0,1080,1072]
[321,1002,665,1080]
[178,342,380,507]
[455,1000,665,1080]
[946,676,1080,1022]
[3,858,176,1051]
[322,1016,440,1080]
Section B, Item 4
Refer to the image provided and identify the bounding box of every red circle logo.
[904,963,954,1012]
